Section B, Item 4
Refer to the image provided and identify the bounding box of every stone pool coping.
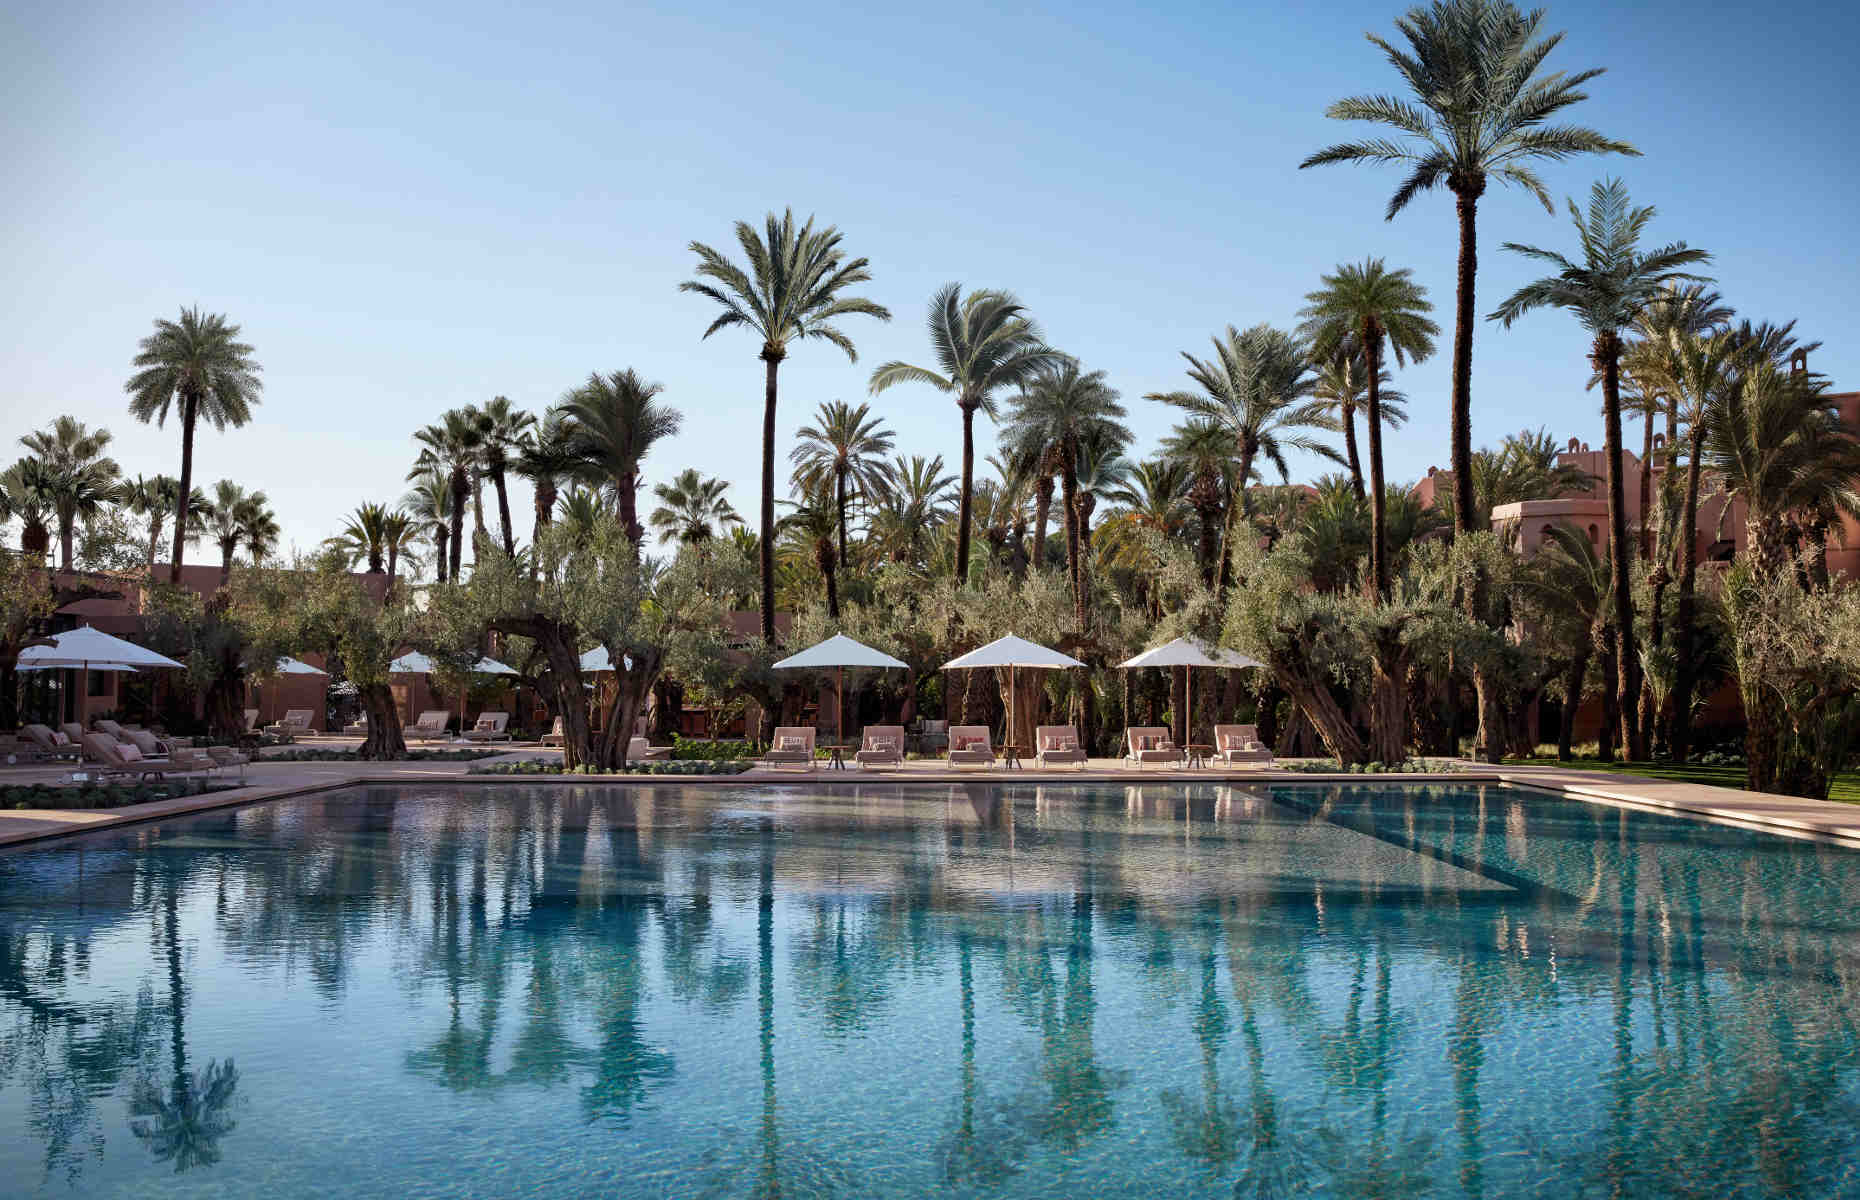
[3,753,1858,850]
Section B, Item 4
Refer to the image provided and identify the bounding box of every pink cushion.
[870,737,898,752]
[118,742,142,762]
[776,735,805,750]
[51,731,69,746]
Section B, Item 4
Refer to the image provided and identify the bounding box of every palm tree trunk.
[1236,444,1257,520]
[1196,498,1219,585]
[618,470,643,548]
[821,546,840,619]
[220,546,233,590]
[1032,474,1053,570]
[1342,400,1364,501]
[836,466,849,570]
[956,401,977,584]
[759,353,781,643]
[434,528,449,584]
[1599,341,1643,759]
[59,517,74,572]
[387,543,399,587]
[1638,409,1654,559]
[1364,324,1390,601]
[1060,445,1082,617]
[1448,182,1482,539]
[146,514,163,575]
[449,469,468,580]
[492,466,516,555]
[1557,647,1589,761]
[1669,420,1708,762]
[171,398,197,584]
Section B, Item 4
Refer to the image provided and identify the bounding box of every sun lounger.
[343,713,370,734]
[1213,724,1274,767]
[1036,724,1088,769]
[80,732,214,781]
[205,745,250,781]
[947,725,996,769]
[402,710,451,742]
[243,708,261,734]
[95,719,130,739]
[854,725,905,768]
[462,712,511,742]
[541,716,565,746]
[760,726,817,771]
[1124,726,1185,769]
[61,722,85,745]
[21,724,80,761]
[628,736,673,762]
[265,709,315,741]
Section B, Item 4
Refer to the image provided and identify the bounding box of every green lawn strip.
[1510,757,1860,805]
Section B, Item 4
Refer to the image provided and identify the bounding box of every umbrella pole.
[838,665,845,743]
[1009,664,1015,752]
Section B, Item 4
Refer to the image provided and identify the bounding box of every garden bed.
[4,778,242,811]
[471,760,752,777]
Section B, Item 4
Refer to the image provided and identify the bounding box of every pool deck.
[3,741,1858,849]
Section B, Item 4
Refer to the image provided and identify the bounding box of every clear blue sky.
[5,0,1856,568]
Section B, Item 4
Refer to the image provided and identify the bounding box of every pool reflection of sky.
[2,781,1858,1198]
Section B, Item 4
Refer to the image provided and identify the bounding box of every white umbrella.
[388,652,518,727]
[17,625,184,671]
[942,635,1084,751]
[272,656,327,675]
[773,633,909,740]
[1117,636,1262,745]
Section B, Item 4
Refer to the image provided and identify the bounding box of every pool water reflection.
[2,781,1858,1197]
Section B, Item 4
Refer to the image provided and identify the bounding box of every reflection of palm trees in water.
[130,872,238,1172]
[1160,917,1241,1171]
[938,926,1025,1185]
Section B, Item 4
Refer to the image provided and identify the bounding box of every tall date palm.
[1299,259,1438,600]
[125,308,263,582]
[1301,0,1634,539]
[559,368,681,547]
[681,209,890,642]
[789,400,894,567]
[649,468,743,545]
[1491,179,1710,759]
[869,284,1058,586]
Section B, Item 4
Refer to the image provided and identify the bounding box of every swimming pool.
[2,780,1857,1197]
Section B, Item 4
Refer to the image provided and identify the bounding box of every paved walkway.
[4,749,1858,850]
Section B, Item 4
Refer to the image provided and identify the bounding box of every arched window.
[1588,524,1599,545]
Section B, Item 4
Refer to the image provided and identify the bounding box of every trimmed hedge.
[6,778,233,811]
[671,737,758,761]
[471,760,752,777]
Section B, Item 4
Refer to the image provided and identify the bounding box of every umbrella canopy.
[272,656,328,675]
[579,646,634,673]
[389,652,516,676]
[943,634,1083,671]
[18,660,137,673]
[17,626,184,670]
[772,633,908,671]
[1117,637,1264,671]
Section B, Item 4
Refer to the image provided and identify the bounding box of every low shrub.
[5,777,231,811]
[671,737,757,761]
[470,759,752,777]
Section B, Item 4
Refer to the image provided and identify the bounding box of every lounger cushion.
[118,742,142,762]
[51,731,69,746]
[870,737,898,752]
[776,735,806,751]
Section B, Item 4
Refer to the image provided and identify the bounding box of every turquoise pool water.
[2,781,1858,1197]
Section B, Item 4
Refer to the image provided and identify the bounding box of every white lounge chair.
[1124,726,1185,769]
[1036,724,1088,769]
[462,712,511,742]
[541,716,566,747]
[20,723,79,762]
[1213,724,1274,767]
[265,709,315,741]
[402,710,451,742]
[947,725,996,769]
[628,736,673,762]
[760,727,817,771]
[854,725,905,768]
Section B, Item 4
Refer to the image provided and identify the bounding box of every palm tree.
[1159,417,1241,585]
[779,487,842,618]
[512,407,579,564]
[1435,427,1594,531]
[1301,0,1635,540]
[327,502,390,573]
[1001,358,1129,614]
[554,487,605,543]
[125,308,264,582]
[1491,178,1711,759]
[869,284,1057,585]
[1299,259,1439,600]
[1,458,53,558]
[559,369,681,547]
[119,474,202,576]
[681,209,890,641]
[1071,427,1131,628]
[871,454,956,567]
[789,400,894,567]
[473,396,535,555]
[649,468,742,545]
[1308,340,1411,502]
[202,480,268,588]
[380,509,420,586]
[238,500,279,567]
[400,469,453,583]
[1703,358,1860,576]
[1148,324,1336,528]
[20,416,121,570]
[410,410,482,580]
